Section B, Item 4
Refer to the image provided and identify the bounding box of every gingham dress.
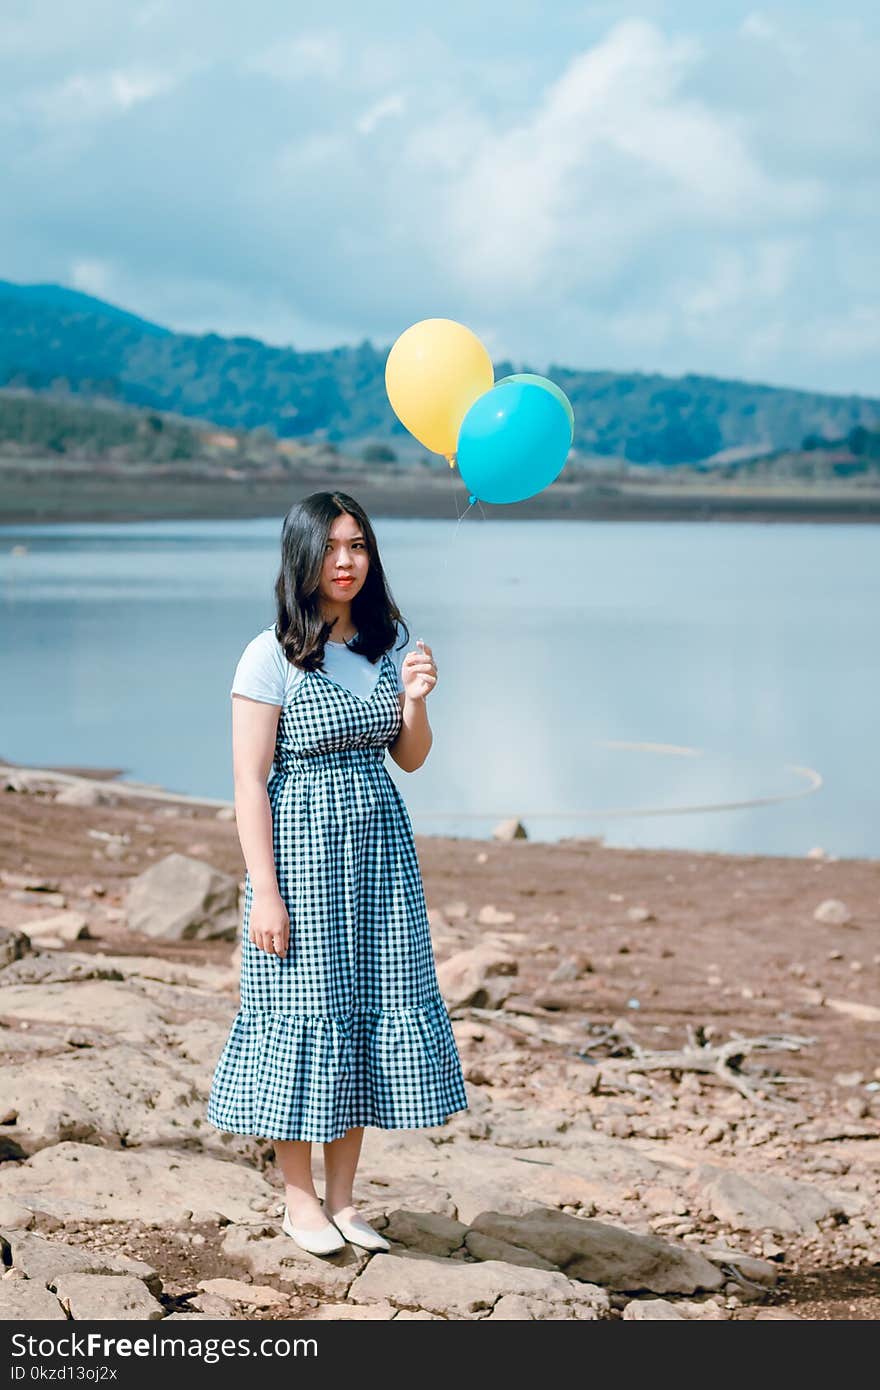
[206,647,469,1143]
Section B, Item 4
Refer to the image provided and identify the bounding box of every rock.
[813,899,853,926]
[55,783,119,807]
[694,1168,844,1233]
[622,1298,686,1319]
[52,1272,165,1320]
[548,956,592,982]
[641,1186,688,1216]
[465,1232,559,1270]
[381,1211,468,1256]
[825,999,880,1024]
[468,1210,724,1294]
[443,901,469,920]
[0,1038,225,1154]
[0,926,32,969]
[0,872,62,892]
[0,956,125,987]
[124,853,240,940]
[695,1245,779,1287]
[0,1142,278,1226]
[533,990,580,1011]
[189,1210,224,1227]
[476,904,517,925]
[486,1291,602,1320]
[0,1281,67,1319]
[220,1224,366,1299]
[845,1097,870,1119]
[604,1116,634,1139]
[436,944,518,1010]
[626,907,655,923]
[9,890,66,907]
[198,1278,288,1308]
[187,1291,238,1315]
[491,820,527,842]
[18,912,90,943]
[0,1199,35,1229]
[312,1302,398,1319]
[1,1229,162,1294]
[347,1251,609,1319]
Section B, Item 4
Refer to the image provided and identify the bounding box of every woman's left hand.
[402,639,438,701]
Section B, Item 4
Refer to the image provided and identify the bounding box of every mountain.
[0,280,170,338]
[1,281,878,465]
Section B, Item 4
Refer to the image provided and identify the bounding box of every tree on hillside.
[361,442,397,463]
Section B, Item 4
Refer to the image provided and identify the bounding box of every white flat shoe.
[281,1205,347,1255]
[327,1208,391,1253]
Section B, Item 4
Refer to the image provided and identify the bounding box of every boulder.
[1,1228,161,1294]
[0,1281,66,1320]
[381,1210,467,1256]
[812,899,852,925]
[693,1167,845,1234]
[124,853,240,941]
[348,1250,609,1319]
[622,1298,686,1319]
[436,944,518,1010]
[0,926,32,970]
[468,1209,724,1294]
[0,1142,277,1226]
[51,1273,164,1320]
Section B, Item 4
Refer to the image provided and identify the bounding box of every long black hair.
[273,491,410,671]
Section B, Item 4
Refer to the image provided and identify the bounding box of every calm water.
[1,516,878,858]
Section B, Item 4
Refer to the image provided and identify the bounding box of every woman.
[206,491,469,1256]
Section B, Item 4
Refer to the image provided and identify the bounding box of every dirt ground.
[1,758,879,1319]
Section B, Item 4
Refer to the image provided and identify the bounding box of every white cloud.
[740,11,805,63]
[1,4,879,393]
[246,32,343,83]
[275,132,348,176]
[355,92,405,136]
[70,257,117,297]
[30,66,177,123]
[432,19,822,303]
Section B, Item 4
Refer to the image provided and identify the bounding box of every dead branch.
[577,1028,817,1109]
[455,1005,816,1111]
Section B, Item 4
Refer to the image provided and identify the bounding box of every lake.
[1,515,878,858]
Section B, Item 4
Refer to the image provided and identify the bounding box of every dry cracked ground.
[1,763,879,1322]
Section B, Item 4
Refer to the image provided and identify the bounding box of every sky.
[1,1,878,396]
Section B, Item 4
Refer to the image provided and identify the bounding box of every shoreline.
[2,467,880,525]
[2,757,875,864]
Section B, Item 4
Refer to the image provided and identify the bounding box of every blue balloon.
[456,381,572,505]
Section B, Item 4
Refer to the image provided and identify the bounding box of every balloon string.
[441,452,477,578]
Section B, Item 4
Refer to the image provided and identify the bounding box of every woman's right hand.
[249,889,290,957]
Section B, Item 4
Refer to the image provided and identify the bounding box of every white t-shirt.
[230,624,409,706]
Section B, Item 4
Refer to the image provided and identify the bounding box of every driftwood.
[457,1006,816,1110]
[575,1022,817,1109]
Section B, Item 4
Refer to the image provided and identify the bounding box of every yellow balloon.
[385,318,494,458]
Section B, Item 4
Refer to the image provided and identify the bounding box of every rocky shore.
[1,759,879,1321]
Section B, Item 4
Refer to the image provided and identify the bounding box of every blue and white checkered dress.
[206,648,469,1143]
